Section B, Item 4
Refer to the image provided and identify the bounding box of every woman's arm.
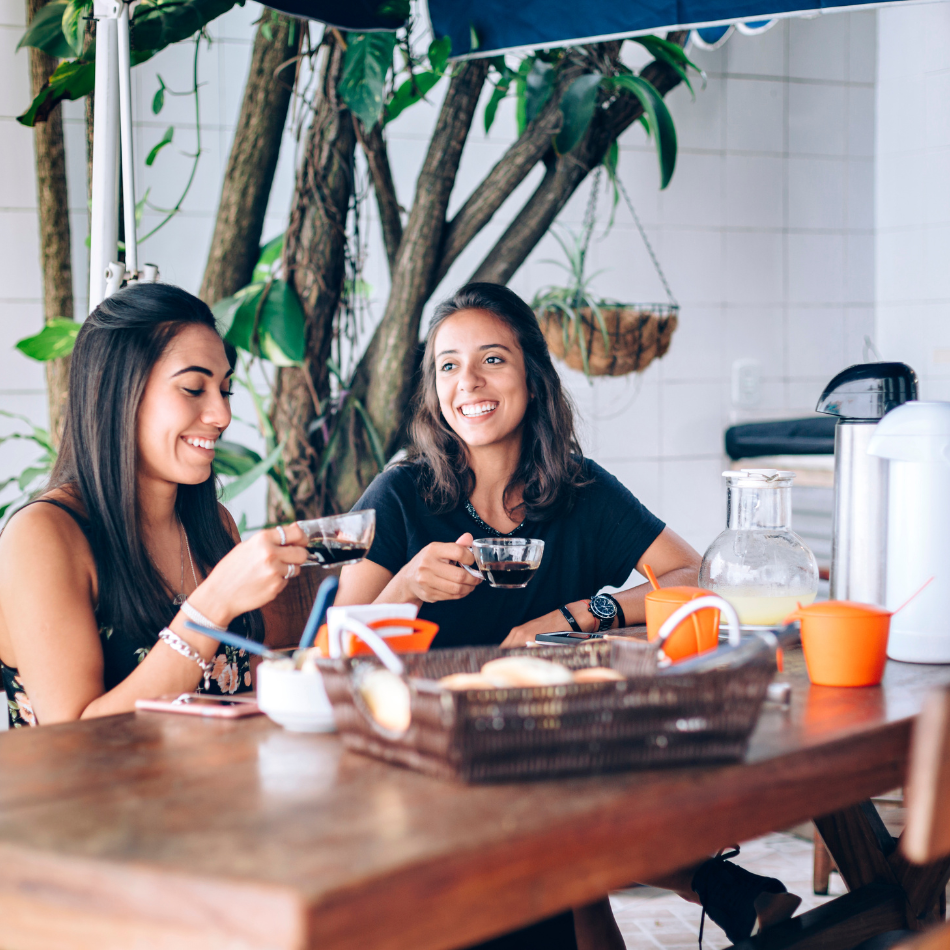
[502,527,701,646]
[0,505,309,724]
[336,533,481,607]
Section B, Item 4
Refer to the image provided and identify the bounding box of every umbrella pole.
[116,0,137,279]
[88,0,155,314]
[88,0,120,313]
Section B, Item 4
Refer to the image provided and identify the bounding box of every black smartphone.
[534,631,606,645]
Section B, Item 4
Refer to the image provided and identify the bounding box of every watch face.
[589,594,617,619]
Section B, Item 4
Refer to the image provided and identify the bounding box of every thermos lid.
[816,362,918,421]
[868,401,950,462]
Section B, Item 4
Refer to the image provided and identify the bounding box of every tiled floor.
[608,832,846,950]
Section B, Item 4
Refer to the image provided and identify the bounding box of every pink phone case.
[135,693,261,718]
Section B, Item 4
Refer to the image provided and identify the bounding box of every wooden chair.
[903,687,950,867]
[871,687,950,950]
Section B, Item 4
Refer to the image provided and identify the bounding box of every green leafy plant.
[0,411,58,521]
[16,319,79,361]
[16,0,238,125]
[212,236,306,368]
[339,29,452,131]
[532,227,612,377]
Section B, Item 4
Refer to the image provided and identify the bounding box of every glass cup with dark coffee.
[460,538,544,589]
[296,510,376,567]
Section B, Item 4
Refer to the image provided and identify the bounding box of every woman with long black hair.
[0,283,308,726]
[337,282,799,950]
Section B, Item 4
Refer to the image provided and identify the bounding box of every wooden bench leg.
[815,801,950,932]
[733,883,907,950]
[813,826,836,896]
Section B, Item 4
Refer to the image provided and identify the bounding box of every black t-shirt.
[352,459,665,649]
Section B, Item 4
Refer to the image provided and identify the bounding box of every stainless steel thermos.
[816,363,917,606]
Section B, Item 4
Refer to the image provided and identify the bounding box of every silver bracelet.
[179,598,227,633]
[158,627,214,691]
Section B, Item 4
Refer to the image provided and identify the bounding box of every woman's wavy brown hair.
[406,282,590,520]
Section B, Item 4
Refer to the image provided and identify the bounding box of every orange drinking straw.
[643,564,661,591]
[893,576,935,615]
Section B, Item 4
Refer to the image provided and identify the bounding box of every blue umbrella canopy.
[262,0,405,30]
[425,0,910,57]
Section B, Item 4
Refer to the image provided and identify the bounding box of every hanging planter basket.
[534,170,680,378]
[539,302,678,377]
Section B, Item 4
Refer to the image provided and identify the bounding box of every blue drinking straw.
[183,621,281,659]
[299,576,339,650]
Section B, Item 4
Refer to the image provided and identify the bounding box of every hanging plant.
[533,170,679,378]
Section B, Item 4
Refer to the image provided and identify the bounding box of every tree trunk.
[268,34,355,520]
[27,0,74,446]
[199,15,302,305]
[322,58,489,512]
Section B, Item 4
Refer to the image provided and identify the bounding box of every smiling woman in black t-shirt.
[337,282,700,645]
[336,283,800,950]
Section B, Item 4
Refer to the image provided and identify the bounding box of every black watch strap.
[605,593,625,630]
[558,605,582,632]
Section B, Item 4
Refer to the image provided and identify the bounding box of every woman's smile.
[457,400,499,420]
[181,435,219,453]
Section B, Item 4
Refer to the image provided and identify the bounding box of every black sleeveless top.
[2,499,253,728]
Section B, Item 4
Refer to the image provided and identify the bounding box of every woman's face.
[136,324,233,486]
[433,308,530,451]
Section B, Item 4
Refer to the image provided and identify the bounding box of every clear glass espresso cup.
[460,538,545,589]
[297,510,376,567]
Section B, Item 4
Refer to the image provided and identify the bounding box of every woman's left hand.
[502,601,595,648]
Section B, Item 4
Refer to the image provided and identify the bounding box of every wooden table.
[1,649,949,950]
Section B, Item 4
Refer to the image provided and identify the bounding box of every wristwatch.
[588,593,625,632]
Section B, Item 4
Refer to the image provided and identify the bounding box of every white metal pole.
[116,0,137,278]
[88,0,121,313]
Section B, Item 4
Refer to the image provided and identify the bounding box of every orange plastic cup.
[645,587,721,662]
[791,600,891,687]
[315,617,439,657]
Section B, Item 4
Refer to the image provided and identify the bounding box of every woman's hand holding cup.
[394,532,482,604]
[189,522,309,627]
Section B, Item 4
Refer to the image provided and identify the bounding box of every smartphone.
[135,693,262,718]
[534,631,606,645]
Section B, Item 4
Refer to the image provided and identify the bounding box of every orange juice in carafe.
[700,470,819,625]
[714,589,816,626]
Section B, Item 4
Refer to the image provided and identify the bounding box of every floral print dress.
[2,499,254,729]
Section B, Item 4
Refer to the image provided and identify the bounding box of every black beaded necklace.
[464,500,525,538]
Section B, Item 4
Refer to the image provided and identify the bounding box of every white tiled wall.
[0,6,880,562]
[875,1,950,401]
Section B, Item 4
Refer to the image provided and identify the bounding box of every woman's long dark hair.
[406,282,589,520]
[48,282,263,647]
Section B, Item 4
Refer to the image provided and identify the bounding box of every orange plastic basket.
[315,617,439,658]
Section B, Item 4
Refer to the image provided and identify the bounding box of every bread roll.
[359,669,411,733]
[480,656,574,688]
[573,667,625,683]
[439,673,496,691]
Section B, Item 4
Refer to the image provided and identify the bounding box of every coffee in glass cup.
[461,538,544,589]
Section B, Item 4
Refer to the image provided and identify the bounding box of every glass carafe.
[699,469,819,626]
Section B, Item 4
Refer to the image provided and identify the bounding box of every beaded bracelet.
[180,598,227,634]
[158,627,213,691]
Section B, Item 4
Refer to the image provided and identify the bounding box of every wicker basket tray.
[318,639,774,783]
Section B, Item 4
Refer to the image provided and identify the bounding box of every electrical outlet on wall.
[732,359,762,409]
